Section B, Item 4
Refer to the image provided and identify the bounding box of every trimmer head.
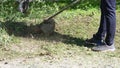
[40,19,55,35]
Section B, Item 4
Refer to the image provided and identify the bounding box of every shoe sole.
[85,42,97,45]
[92,48,115,52]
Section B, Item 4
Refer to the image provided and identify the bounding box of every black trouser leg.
[96,0,116,45]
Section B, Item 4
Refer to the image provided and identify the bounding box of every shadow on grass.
[0,20,93,48]
[1,20,45,37]
[54,32,94,48]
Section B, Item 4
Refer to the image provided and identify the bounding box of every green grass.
[0,9,120,58]
[0,1,120,67]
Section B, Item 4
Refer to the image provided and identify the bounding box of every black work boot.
[85,34,105,45]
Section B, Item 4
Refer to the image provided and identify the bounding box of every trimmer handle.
[47,0,80,21]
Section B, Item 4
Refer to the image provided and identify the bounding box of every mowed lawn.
[0,8,120,67]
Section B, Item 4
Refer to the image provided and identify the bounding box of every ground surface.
[0,9,120,68]
[0,54,120,68]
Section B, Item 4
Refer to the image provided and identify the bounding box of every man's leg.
[85,0,106,45]
[92,0,116,51]
[105,0,116,46]
[95,0,106,40]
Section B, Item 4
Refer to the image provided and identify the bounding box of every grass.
[0,9,120,57]
[0,1,120,67]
